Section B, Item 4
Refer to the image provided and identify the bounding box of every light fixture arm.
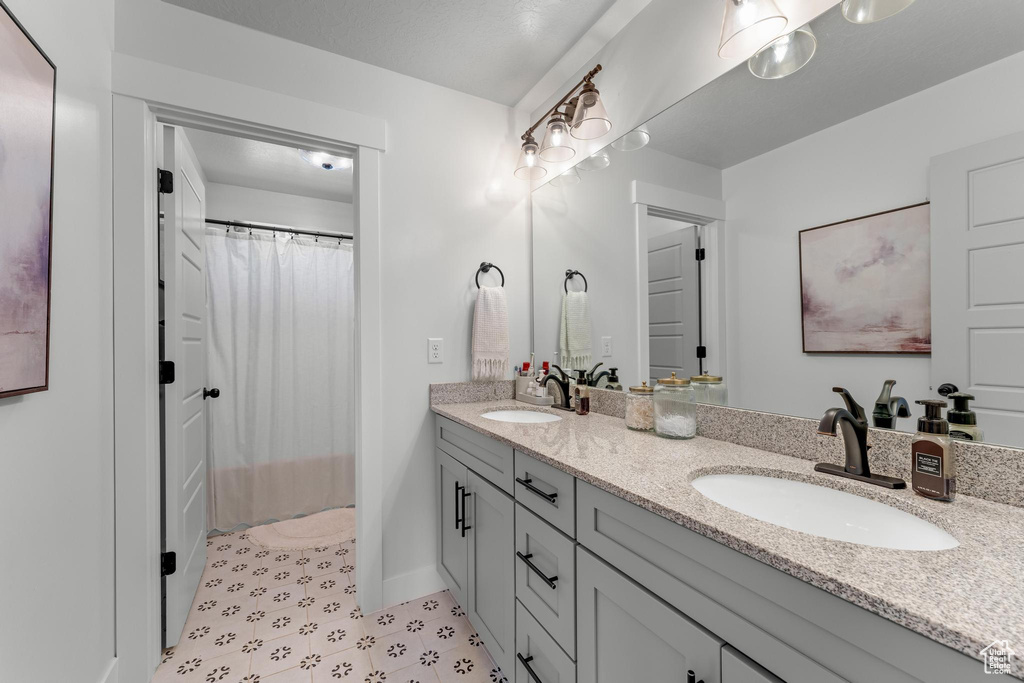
[521,64,602,141]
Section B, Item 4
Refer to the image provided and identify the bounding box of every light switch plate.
[428,338,443,364]
[601,336,613,357]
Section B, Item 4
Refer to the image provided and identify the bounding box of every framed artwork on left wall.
[0,1,56,399]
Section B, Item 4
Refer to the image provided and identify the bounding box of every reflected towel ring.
[564,269,588,293]
[476,262,505,288]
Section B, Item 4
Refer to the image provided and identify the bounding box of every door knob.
[203,387,220,400]
[937,383,958,397]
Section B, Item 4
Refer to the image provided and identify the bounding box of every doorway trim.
[112,56,386,683]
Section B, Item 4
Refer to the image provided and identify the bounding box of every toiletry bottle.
[575,372,590,416]
[912,400,955,502]
[948,392,984,442]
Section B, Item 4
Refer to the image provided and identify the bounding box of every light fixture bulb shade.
[570,88,612,140]
[611,128,651,152]
[840,0,915,24]
[299,149,352,171]
[514,139,547,181]
[718,0,788,60]
[539,114,576,162]
[577,151,611,172]
[747,24,816,79]
[550,166,581,187]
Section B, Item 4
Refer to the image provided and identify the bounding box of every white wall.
[0,0,115,681]
[114,0,530,604]
[205,183,354,235]
[722,51,1024,426]
[533,145,720,387]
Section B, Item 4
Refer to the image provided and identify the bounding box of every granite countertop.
[431,399,1024,677]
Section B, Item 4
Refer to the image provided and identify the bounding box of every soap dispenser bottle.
[948,392,984,442]
[912,400,955,502]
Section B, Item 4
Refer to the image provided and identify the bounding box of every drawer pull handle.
[516,477,558,504]
[516,552,558,589]
[517,654,544,683]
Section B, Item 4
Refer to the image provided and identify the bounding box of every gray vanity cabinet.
[577,546,723,683]
[465,469,516,677]
[436,448,469,608]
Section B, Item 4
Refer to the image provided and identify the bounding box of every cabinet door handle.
[687,671,704,683]
[454,481,464,530]
[461,487,472,538]
[517,654,544,683]
[516,552,558,589]
[516,477,558,504]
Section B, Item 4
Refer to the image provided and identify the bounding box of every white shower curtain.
[205,228,355,531]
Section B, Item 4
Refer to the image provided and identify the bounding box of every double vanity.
[430,383,1024,683]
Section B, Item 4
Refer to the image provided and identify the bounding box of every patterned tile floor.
[154,530,508,683]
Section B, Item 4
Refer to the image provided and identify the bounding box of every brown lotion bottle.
[912,400,955,502]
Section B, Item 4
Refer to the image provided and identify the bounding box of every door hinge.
[158,169,174,194]
[695,248,706,261]
[161,551,177,577]
[696,345,707,359]
[159,360,175,385]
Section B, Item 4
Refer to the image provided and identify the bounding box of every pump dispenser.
[912,400,955,501]
[948,392,984,442]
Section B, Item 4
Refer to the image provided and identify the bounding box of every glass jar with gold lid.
[625,381,654,431]
[690,373,727,406]
[653,372,696,439]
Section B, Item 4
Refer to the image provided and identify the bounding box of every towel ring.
[476,262,505,288]
[564,269,588,293]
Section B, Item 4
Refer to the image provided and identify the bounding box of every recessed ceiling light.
[299,149,352,171]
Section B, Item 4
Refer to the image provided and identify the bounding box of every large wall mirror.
[532,0,1024,449]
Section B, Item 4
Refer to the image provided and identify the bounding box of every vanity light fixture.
[299,149,351,171]
[515,64,611,180]
[841,0,916,24]
[577,151,611,172]
[748,24,816,79]
[550,166,581,187]
[718,0,788,60]
[611,127,651,152]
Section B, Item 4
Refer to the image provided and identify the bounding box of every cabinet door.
[578,547,723,683]
[466,470,516,676]
[437,448,469,607]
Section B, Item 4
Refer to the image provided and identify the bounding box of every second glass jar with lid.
[690,374,727,406]
[654,372,696,439]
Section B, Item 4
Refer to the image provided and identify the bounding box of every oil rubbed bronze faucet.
[815,387,906,489]
[541,364,574,411]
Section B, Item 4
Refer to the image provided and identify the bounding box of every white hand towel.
[560,291,592,370]
[472,285,510,381]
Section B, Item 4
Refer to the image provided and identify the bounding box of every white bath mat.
[247,507,355,549]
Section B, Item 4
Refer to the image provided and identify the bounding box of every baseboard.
[97,658,119,683]
[382,564,445,609]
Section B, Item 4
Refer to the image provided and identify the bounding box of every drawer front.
[723,646,784,683]
[516,600,576,683]
[436,415,515,494]
[515,504,576,658]
[515,451,576,537]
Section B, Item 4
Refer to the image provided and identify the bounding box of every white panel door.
[162,126,209,646]
[930,130,1024,448]
[648,226,699,384]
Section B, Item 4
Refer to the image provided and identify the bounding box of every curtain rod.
[206,218,353,241]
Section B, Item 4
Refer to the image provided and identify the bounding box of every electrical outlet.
[601,336,613,357]
[428,338,443,364]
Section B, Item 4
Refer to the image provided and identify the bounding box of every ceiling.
[161,0,619,106]
[642,0,1024,169]
[183,128,353,203]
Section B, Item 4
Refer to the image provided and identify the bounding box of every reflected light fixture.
[748,24,816,79]
[515,64,611,180]
[539,113,575,162]
[718,0,788,60]
[577,151,611,172]
[514,134,546,181]
[611,127,650,152]
[841,0,916,24]
[550,166,581,187]
[299,149,352,171]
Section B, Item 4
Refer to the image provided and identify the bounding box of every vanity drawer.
[516,600,576,683]
[515,504,576,658]
[436,415,515,494]
[723,646,784,683]
[515,451,576,537]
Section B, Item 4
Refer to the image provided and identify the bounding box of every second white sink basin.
[481,410,562,424]
[691,474,958,551]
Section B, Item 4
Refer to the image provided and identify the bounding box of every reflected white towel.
[560,291,592,370]
[472,286,510,380]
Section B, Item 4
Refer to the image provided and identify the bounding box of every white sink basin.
[691,474,958,551]
[481,410,562,424]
